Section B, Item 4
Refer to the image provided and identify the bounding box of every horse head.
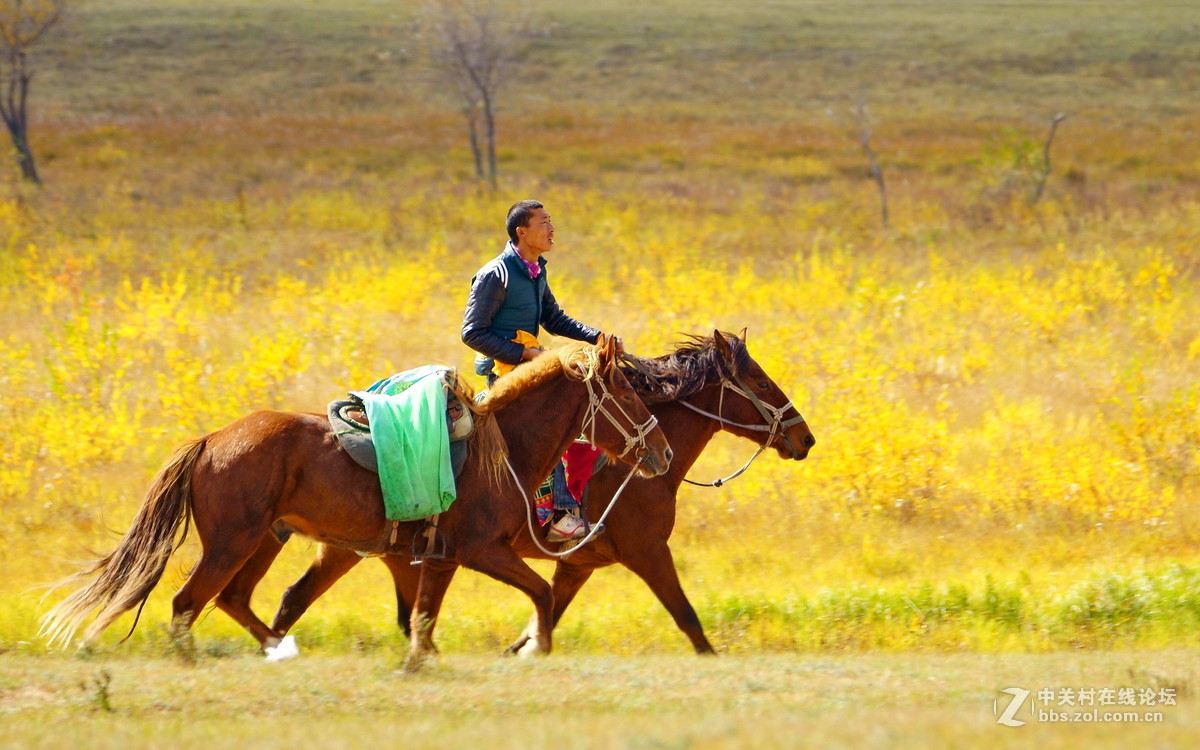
[708,329,815,460]
[561,334,673,478]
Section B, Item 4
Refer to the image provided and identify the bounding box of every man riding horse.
[461,200,619,542]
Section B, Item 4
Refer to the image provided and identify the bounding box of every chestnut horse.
[41,336,672,658]
[269,330,814,654]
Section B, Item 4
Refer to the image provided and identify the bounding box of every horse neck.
[653,386,723,486]
[493,375,588,488]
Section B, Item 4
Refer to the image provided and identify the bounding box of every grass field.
[1,0,1198,745]
[2,652,1196,749]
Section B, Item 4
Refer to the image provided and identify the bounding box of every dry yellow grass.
[1,651,1195,749]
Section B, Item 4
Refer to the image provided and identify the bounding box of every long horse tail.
[39,438,206,649]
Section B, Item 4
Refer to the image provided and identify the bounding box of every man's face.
[517,207,554,255]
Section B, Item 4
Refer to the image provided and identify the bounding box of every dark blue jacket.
[461,243,600,365]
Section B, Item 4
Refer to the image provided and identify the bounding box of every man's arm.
[540,283,601,344]
[461,269,527,364]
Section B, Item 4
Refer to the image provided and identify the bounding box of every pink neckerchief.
[511,243,541,278]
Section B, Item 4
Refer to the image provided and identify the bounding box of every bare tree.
[0,0,65,185]
[829,96,889,229]
[1031,112,1068,205]
[418,0,528,189]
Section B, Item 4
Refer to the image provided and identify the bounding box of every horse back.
[190,410,387,541]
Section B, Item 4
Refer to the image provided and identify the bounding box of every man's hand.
[521,346,545,361]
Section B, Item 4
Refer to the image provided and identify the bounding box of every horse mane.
[619,332,750,404]
[475,340,590,413]
[445,370,510,489]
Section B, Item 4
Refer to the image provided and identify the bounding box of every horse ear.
[713,329,731,359]
[595,333,615,370]
[739,326,748,344]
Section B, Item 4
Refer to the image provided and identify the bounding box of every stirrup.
[410,516,446,564]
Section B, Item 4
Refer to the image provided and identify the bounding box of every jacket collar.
[503,241,547,277]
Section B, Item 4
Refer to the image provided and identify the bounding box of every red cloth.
[563,442,603,502]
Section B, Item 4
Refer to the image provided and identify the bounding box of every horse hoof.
[516,638,543,659]
[264,635,299,662]
[400,653,425,673]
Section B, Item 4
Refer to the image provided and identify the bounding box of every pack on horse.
[268,330,814,654]
[40,336,672,660]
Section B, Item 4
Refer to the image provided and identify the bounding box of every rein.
[681,357,806,488]
[508,453,642,558]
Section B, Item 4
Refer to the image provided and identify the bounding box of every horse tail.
[40,438,206,649]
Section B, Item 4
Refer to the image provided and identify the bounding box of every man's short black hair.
[506,200,544,244]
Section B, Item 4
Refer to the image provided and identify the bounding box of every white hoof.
[516,637,544,659]
[264,635,299,662]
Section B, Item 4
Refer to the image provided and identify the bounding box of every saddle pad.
[358,368,456,522]
[564,441,605,502]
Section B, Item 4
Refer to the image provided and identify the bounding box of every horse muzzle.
[636,445,673,478]
[778,425,815,461]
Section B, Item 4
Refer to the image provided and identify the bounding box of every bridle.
[680,351,806,487]
[574,348,660,463]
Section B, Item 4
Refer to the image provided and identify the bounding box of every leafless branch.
[417,0,530,188]
[1031,112,1068,205]
[829,96,889,229]
[0,0,67,184]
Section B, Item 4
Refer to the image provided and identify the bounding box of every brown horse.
[40,336,672,658]
[269,330,814,654]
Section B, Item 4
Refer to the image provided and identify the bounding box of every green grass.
[9,552,1198,658]
[1,651,1195,749]
[35,0,1199,120]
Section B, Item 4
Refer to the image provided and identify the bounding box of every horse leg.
[214,535,287,649]
[402,558,462,671]
[271,544,364,635]
[467,549,554,657]
[506,563,595,655]
[169,528,270,655]
[621,543,716,655]
[380,555,456,642]
[406,547,552,670]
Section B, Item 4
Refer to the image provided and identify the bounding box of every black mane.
[619,332,750,404]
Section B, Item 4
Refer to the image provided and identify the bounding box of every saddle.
[327,388,473,477]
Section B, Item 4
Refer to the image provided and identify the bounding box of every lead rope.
[682,443,769,488]
[507,454,642,558]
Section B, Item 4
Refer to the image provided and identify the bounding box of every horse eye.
[758,381,770,390]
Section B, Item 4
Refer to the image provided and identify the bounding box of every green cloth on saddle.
[358,365,457,522]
